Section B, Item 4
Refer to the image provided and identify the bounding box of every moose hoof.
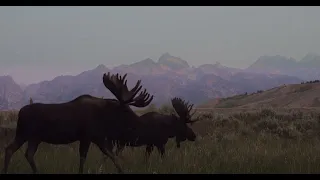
[118,169,124,174]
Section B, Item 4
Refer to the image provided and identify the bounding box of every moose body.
[111,98,199,158]
[2,72,154,174]
[15,96,139,143]
[16,97,122,144]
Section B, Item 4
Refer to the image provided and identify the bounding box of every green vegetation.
[2,107,320,173]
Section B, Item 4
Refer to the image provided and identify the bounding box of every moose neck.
[166,114,179,138]
[122,104,142,123]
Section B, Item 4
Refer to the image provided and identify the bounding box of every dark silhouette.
[301,80,320,84]
[2,72,153,174]
[110,97,199,159]
[29,97,33,105]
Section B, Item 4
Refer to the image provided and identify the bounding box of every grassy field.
[198,82,320,109]
[1,106,320,173]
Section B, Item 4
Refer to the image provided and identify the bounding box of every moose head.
[171,97,200,148]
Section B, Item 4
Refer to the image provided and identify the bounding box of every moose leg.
[115,144,125,157]
[2,138,26,173]
[94,141,123,174]
[101,140,114,162]
[145,145,154,160]
[78,141,91,174]
[156,145,166,158]
[25,140,40,174]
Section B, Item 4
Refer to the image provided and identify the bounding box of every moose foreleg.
[78,141,91,174]
[94,141,124,174]
[25,141,40,174]
[2,138,25,174]
[145,145,154,161]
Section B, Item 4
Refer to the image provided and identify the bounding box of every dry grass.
[199,83,320,109]
[1,106,320,173]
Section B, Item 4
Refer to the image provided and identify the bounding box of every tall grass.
[1,107,320,173]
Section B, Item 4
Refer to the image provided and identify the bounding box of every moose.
[109,97,199,159]
[2,72,153,174]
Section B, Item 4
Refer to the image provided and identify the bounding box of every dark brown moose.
[110,97,199,159]
[2,72,153,174]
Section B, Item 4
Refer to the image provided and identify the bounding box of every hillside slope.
[198,82,320,109]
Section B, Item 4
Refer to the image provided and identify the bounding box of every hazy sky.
[0,6,319,84]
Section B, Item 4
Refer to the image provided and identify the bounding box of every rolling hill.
[198,81,320,109]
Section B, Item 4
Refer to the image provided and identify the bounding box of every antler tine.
[187,104,193,112]
[171,97,187,118]
[117,74,129,93]
[124,80,143,103]
[138,89,147,98]
[182,99,189,108]
[103,73,123,101]
[111,73,124,91]
[120,80,143,103]
[180,99,193,114]
[131,89,146,101]
[142,95,153,107]
[186,108,201,124]
[130,80,142,94]
[121,73,127,81]
[143,92,150,101]
[108,72,142,104]
[141,92,154,107]
[119,74,129,91]
[128,88,154,107]
[190,108,197,117]
[135,89,152,103]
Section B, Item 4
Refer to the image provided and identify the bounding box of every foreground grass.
[1,107,320,173]
[1,136,320,174]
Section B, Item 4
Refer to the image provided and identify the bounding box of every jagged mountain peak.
[132,58,156,66]
[95,64,107,70]
[158,52,189,70]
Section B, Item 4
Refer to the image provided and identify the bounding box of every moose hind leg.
[145,145,154,161]
[156,145,166,158]
[115,144,125,157]
[2,138,26,173]
[78,141,91,174]
[94,141,124,174]
[25,141,40,174]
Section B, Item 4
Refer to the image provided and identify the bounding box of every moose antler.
[103,72,152,107]
[171,97,199,124]
[128,89,154,107]
[103,72,123,101]
[188,114,201,125]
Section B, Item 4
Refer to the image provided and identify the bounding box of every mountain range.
[1,52,320,110]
